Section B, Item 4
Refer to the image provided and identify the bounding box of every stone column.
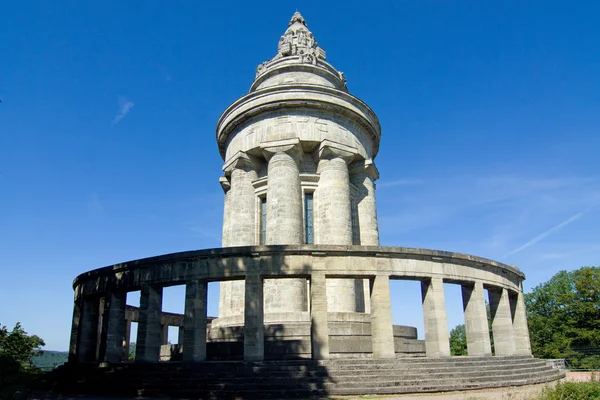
[123,317,132,360]
[136,284,163,362]
[315,141,364,314]
[510,290,531,356]
[244,274,264,361]
[78,297,100,362]
[68,299,82,362]
[178,326,184,346]
[261,138,306,314]
[219,176,231,247]
[310,271,329,360]
[161,324,169,345]
[349,160,380,246]
[315,142,354,245]
[183,280,208,362]
[461,281,492,356]
[219,152,258,319]
[262,139,303,245]
[226,152,259,245]
[103,291,127,362]
[421,277,450,357]
[488,287,517,356]
[370,275,395,359]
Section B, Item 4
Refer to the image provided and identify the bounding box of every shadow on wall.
[60,255,336,398]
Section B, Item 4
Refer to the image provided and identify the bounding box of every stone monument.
[60,12,564,398]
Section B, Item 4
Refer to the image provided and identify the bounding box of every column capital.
[349,159,380,180]
[223,151,259,175]
[260,138,303,161]
[315,140,357,164]
[219,176,231,193]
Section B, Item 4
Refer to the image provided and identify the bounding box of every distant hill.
[31,350,68,371]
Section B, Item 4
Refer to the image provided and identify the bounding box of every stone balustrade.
[69,245,531,364]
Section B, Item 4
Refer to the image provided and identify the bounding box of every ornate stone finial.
[255,11,327,76]
[289,11,306,26]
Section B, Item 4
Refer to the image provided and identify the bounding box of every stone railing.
[68,245,531,364]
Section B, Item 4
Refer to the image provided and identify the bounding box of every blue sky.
[1,1,599,351]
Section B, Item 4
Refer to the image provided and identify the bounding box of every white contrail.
[505,211,585,257]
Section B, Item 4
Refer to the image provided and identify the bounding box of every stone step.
[323,355,534,364]
[118,360,547,378]
[130,368,560,391]
[154,362,551,381]
[51,358,564,398]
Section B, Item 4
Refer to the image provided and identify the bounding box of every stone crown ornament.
[255,12,346,88]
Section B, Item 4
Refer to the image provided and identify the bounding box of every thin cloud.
[112,96,134,125]
[378,178,425,188]
[504,211,585,257]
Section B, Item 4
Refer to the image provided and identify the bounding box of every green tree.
[449,324,467,356]
[0,322,45,368]
[0,322,46,399]
[526,266,600,369]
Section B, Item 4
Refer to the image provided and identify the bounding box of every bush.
[537,381,600,400]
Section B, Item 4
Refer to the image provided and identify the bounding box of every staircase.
[50,356,564,399]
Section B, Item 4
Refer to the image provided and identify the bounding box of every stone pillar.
[68,299,82,362]
[226,152,259,245]
[78,297,100,362]
[261,138,306,314]
[315,141,364,313]
[349,160,380,246]
[161,324,169,345]
[315,142,354,245]
[421,277,450,357]
[310,271,329,360]
[244,274,264,361]
[511,290,532,356]
[183,280,208,362]
[178,326,184,346]
[262,139,303,245]
[370,275,395,359]
[488,287,517,356]
[103,291,127,362]
[136,284,163,362]
[219,152,258,319]
[461,281,492,356]
[123,317,132,360]
[219,176,231,247]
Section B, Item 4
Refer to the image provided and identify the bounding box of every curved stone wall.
[68,245,531,364]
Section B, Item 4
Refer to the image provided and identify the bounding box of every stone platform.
[51,356,564,399]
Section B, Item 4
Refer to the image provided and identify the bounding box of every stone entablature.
[73,246,525,295]
[69,245,530,364]
[216,88,381,160]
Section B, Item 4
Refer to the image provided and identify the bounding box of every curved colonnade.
[68,245,531,364]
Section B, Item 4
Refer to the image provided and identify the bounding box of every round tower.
[216,12,382,330]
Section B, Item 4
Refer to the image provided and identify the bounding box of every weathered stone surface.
[462,281,492,356]
[65,12,545,397]
[183,280,207,362]
[489,287,517,356]
[421,277,450,357]
[136,284,163,362]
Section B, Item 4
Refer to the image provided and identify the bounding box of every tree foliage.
[526,266,600,369]
[0,322,45,367]
[0,322,46,400]
[449,324,467,356]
